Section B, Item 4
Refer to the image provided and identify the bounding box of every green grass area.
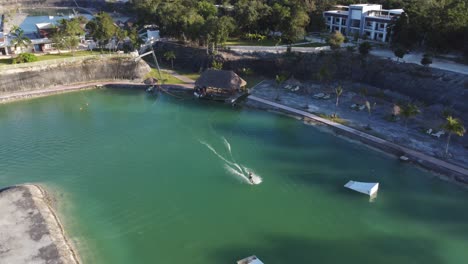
[317,113,348,125]
[145,69,185,85]
[0,51,103,65]
[36,51,102,61]
[0,58,13,65]
[180,72,201,81]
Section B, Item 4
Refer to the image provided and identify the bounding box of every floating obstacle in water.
[344,181,379,196]
[237,255,264,264]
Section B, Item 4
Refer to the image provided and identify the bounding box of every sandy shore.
[0,184,79,264]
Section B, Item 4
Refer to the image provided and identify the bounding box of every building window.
[378,33,383,38]
[342,19,347,25]
[380,23,385,28]
[327,17,331,21]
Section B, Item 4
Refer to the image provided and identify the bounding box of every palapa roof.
[195,69,246,90]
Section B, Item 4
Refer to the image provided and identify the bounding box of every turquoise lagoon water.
[0,88,468,264]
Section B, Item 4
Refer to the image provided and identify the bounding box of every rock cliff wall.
[155,42,468,123]
[0,56,151,94]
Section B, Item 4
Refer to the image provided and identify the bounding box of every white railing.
[0,54,132,71]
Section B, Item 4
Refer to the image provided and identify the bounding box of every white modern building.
[323,4,403,42]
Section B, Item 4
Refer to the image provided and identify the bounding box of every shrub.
[13,53,38,64]
[327,31,345,50]
[242,33,266,42]
[346,46,356,52]
[421,53,433,67]
[211,61,223,70]
[359,42,372,56]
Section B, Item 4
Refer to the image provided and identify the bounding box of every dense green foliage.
[86,12,118,49]
[13,53,38,64]
[86,12,140,51]
[52,17,87,55]
[133,0,468,54]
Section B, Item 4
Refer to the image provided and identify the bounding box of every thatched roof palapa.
[195,69,247,90]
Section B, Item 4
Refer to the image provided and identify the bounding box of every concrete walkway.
[249,95,468,181]
[0,185,79,264]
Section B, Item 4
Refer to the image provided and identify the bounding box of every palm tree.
[365,100,376,129]
[400,103,419,128]
[275,74,287,101]
[442,116,465,156]
[9,26,31,54]
[333,85,343,117]
[163,51,176,69]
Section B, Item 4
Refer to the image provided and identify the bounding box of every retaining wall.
[0,55,151,94]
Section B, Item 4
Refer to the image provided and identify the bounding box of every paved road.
[227,45,329,53]
[370,49,468,75]
[227,44,468,75]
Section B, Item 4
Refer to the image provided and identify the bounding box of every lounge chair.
[431,130,445,138]
[313,93,325,99]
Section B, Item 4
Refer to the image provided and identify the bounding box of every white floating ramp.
[344,181,379,196]
[237,255,264,264]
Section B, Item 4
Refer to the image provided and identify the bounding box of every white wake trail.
[199,139,262,185]
[224,164,251,184]
[222,137,245,174]
[199,140,239,169]
[223,137,232,155]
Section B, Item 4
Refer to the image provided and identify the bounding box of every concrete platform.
[0,184,79,264]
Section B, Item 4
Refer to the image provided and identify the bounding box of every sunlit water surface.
[1,88,467,264]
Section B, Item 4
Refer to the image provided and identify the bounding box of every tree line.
[132,0,468,56]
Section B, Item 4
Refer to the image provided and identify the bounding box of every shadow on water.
[209,234,444,264]
[208,103,468,238]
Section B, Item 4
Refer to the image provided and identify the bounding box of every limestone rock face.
[0,56,151,94]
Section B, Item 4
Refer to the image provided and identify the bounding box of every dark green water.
[1,88,468,264]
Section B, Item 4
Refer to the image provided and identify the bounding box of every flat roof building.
[323,4,403,42]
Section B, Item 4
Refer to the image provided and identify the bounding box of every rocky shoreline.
[0,184,79,264]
